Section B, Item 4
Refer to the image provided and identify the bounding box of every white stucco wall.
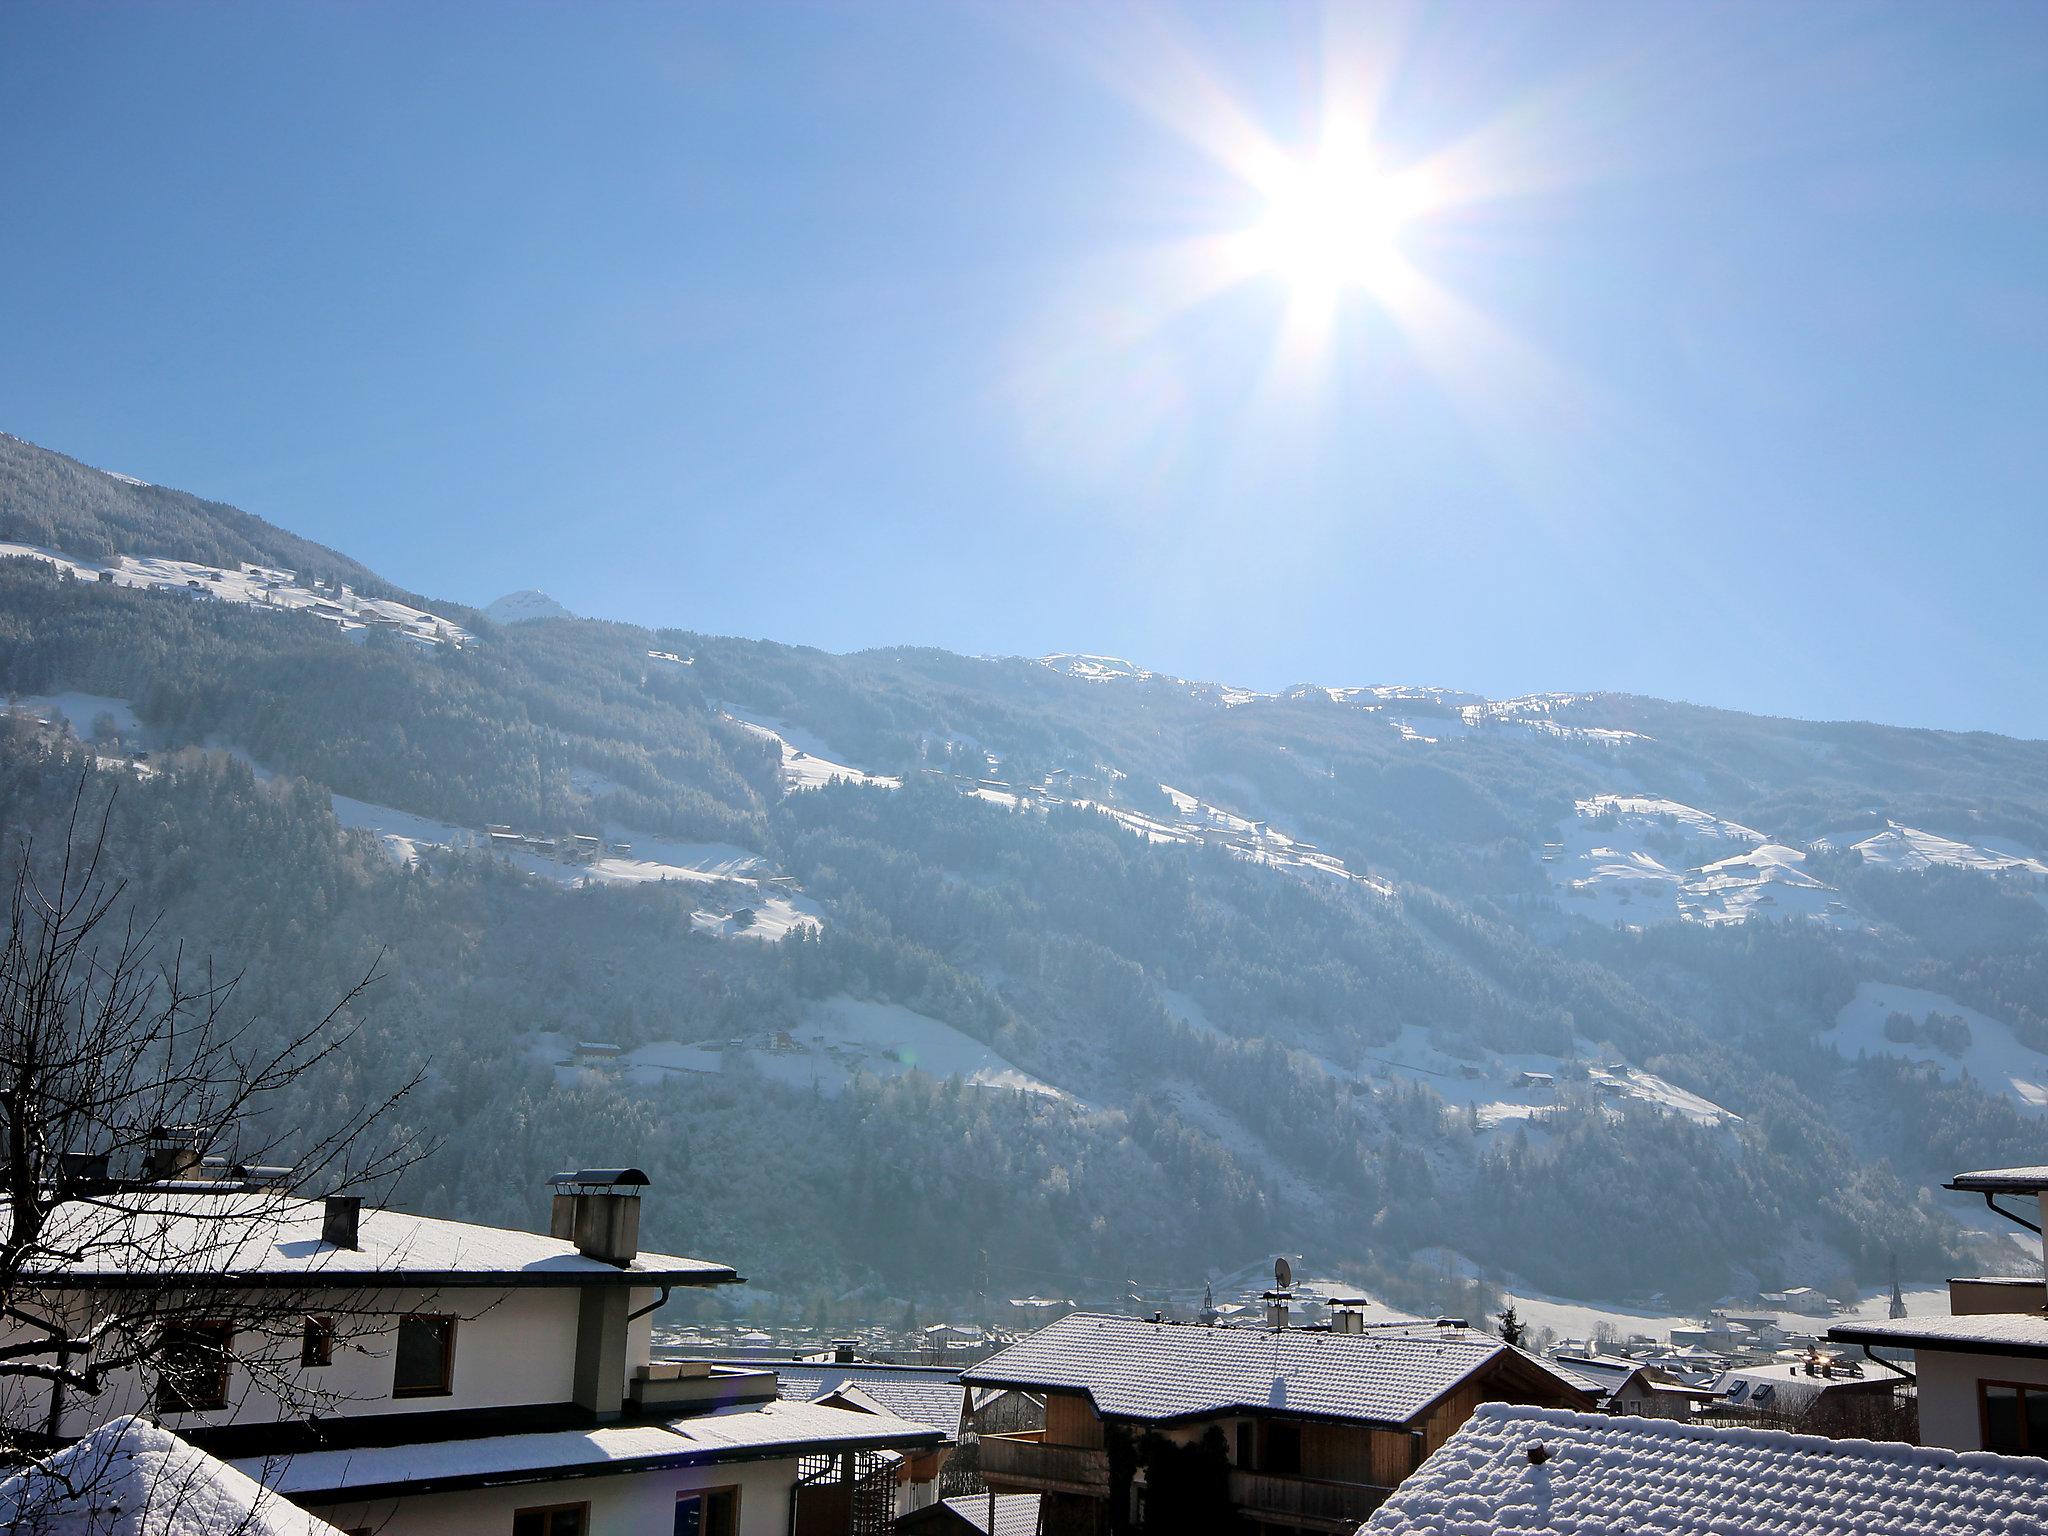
[308,1457,799,1536]
[1916,1349,2048,1451]
[3,1281,667,1438]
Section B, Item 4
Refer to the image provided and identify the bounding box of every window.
[511,1502,587,1536]
[1981,1381,2048,1456]
[301,1316,335,1368]
[156,1322,233,1412]
[1262,1421,1302,1476]
[392,1315,455,1398]
[674,1488,739,1536]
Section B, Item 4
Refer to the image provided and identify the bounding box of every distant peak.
[484,589,575,623]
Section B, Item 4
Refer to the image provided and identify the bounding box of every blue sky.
[2,3,2044,736]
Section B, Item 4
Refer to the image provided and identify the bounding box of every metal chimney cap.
[546,1167,651,1189]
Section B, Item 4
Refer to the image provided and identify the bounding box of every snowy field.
[1548,795,1856,929]
[543,996,1064,1099]
[720,709,902,793]
[0,540,471,646]
[1830,982,2048,1112]
[1354,1024,1741,1132]
[1820,821,2048,878]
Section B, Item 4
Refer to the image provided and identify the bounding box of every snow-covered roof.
[961,1313,1592,1427]
[937,1492,1042,1536]
[1360,1404,2048,1536]
[1830,1312,2048,1359]
[233,1400,944,1502]
[824,1379,966,1438]
[1706,1364,1894,1414]
[1547,1354,1683,1400]
[1949,1165,2048,1194]
[771,1361,964,1404]
[9,1191,735,1289]
[0,1416,342,1536]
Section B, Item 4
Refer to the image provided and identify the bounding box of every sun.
[1240,151,1435,301]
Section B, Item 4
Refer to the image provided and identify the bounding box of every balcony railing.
[978,1432,1111,1497]
[1227,1469,1391,1530]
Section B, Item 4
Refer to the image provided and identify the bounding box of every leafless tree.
[0,787,427,1527]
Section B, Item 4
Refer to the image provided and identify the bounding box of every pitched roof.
[824,1379,966,1438]
[1361,1404,2048,1536]
[233,1401,944,1503]
[961,1313,1591,1427]
[0,1416,342,1536]
[1948,1165,2048,1194]
[1830,1312,2048,1359]
[939,1493,1042,1536]
[771,1361,964,1403]
[9,1191,735,1289]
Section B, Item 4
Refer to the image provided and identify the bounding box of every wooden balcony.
[1227,1468,1392,1532]
[978,1432,1111,1498]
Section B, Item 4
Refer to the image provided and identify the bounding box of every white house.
[1829,1162,2048,1456]
[2,1167,941,1536]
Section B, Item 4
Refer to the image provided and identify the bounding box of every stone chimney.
[1331,1296,1369,1334]
[548,1168,646,1267]
[548,1169,652,1422]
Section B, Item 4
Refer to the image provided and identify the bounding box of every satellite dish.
[1275,1257,1293,1289]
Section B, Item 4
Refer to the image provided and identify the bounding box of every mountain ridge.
[1,428,2042,1324]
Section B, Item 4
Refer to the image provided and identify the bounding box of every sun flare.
[1240,151,1436,301]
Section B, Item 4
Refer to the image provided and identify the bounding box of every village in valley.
[6,1120,2048,1536]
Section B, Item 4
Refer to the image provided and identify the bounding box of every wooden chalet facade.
[962,1312,1593,1535]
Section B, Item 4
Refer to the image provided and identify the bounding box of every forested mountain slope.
[0,432,2043,1320]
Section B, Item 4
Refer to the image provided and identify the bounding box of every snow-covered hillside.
[720,709,903,792]
[1830,983,2048,1113]
[1821,822,2048,878]
[1547,795,1855,929]
[15,692,817,942]
[540,995,1065,1099]
[1355,1024,1742,1134]
[0,540,471,645]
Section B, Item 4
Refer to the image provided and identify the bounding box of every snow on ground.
[1577,795,1766,845]
[689,889,823,941]
[1550,796,1857,930]
[0,541,472,646]
[1830,982,2048,1112]
[547,996,1065,1100]
[6,695,808,929]
[1823,822,2048,878]
[720,708,902,793]
[1453,696,1653,747]
[11,691,145,741]
[1089,784,1393,895]
[1352,1024,1740,1132]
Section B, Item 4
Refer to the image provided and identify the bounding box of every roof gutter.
[1968,1190,2044,1236]
[626,1284,671,1323]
